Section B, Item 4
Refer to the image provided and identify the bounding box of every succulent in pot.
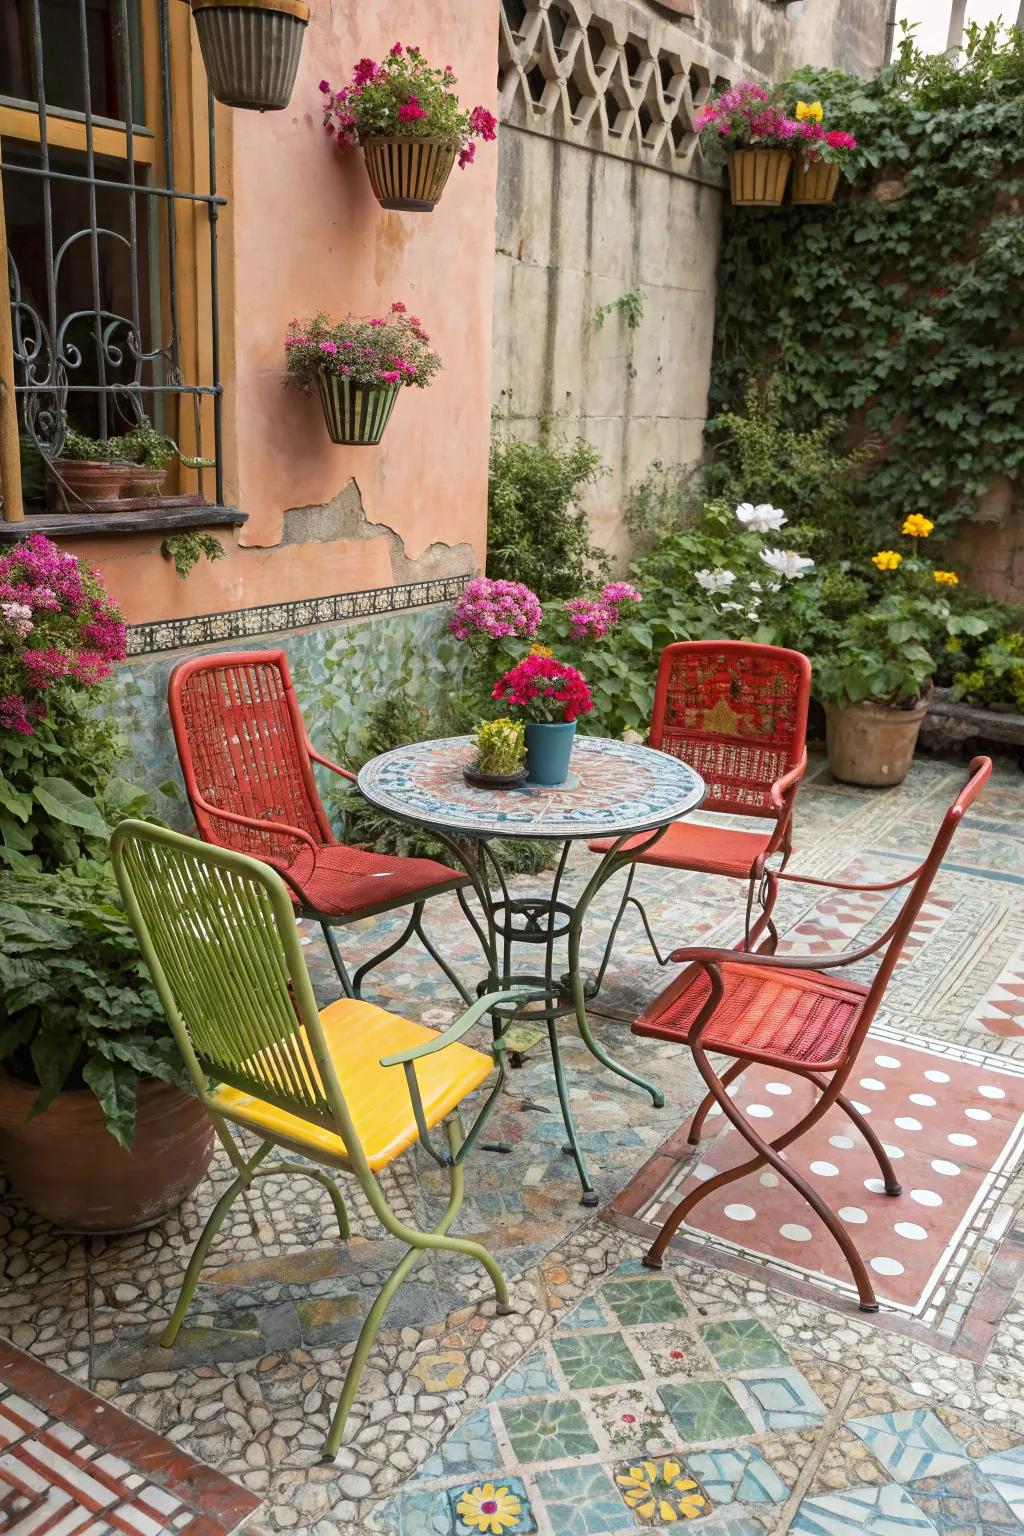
[284,302,442,446]
[464,717,527,789]
[320,44,498,212]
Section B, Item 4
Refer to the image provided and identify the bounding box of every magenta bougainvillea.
[449,578,544,641]
[0,534,126,735]
[492,654,594,724]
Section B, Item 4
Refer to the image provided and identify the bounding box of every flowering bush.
[492,654,594,724]
[695,83,858,176]
[450,578,542,641]
[0,535,126,737]
[319,45,497,169]
[284,304,442,394]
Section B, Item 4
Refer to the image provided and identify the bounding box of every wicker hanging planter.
[361,138,458,212]
[727,148,792,207]
[189,0,309,112]
[317,374,401,446]
[792,160,841,206]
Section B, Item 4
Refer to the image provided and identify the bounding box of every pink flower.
[379,370,401,384]
[390,41,404,57]
[370,318,386,328]
[391,300,407,313]
[352,57,379,87]
[318,79,330,94]
[450,577,543,641]
[458,143,477,170]
[470,106,497,141]
[601,581,642,607]
[564,597,612,641]
[492,653,594,723]
[825,129,857,150]
[398,96,426,124]
[319,340,339,355]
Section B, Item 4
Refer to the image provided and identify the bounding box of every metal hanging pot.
[317,373,401,446]
[189,0,310,112]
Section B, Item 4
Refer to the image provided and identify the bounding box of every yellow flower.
[872,550,902,572]
[615,1460,709,1523]
[933,569,959,585]
[530,641,554,657]
[455,1483,522,1535]
[796,100,824,122]
[901,514,935,538]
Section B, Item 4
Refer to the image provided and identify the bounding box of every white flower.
[719,601,744,612]
[760,548,815,580]
[737,502,787,533]
[695,568,736,594]
[1,601,33,639]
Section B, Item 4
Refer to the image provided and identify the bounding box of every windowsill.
[0,503,248,542]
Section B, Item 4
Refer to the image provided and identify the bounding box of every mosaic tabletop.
[357,735,705,841]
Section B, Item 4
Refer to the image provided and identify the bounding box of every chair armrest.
[668,942,876,975]
[380,989,544,1067]
[192,793,320,856]
[307,743,358,784]
[764,751,807,854]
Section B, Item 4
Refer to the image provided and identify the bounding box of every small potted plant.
[188,0,309,112]
[108,418,179,497]
[50,427,124,505]
[492,653,594,786]
[789,101,859,205]
[284,302,442,446]
[464,717,527,789]
[319,44,498,212]
[694,81,803,207]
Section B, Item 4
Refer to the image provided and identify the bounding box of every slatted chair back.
[650,641,811,817]
[169,651,333,864]
[111,820,366,1165]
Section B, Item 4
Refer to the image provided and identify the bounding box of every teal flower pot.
[525,720,576,786]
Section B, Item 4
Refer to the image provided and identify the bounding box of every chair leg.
[805,1074,902,1196]
[743,870,780,955]
[276,1163,351,1241]
[687,1060,747,1144]
[644,1052,879,1312]
[321,923,356,998]
[412,907,474,1006]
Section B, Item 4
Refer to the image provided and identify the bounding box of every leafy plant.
[284,304,441,393]
[473,717,525,776]
[0,864,188,1147]
[953,632,1024,713]
[107,420,178,469]
[58,428,117,463]
[487,429,608,599]
[594,290,646,331]
[162,531,226,579]
[624,459,701,548]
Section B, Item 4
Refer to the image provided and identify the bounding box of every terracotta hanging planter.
[825,698,929,787]
[189,0,309,112]
[727,148,792,207]
[317,373,401,446]
[0,1073,214,1233]
[792,160,841,206]
[361,137,458,212]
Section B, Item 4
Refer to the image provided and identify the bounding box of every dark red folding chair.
[168,651,471,1002]
[632,756,992,1313]
[590,640,812,953]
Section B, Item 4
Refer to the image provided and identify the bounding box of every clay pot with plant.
[694,87,858,209]
[50,428,124,505]
[0,865,212,1232]
[319,44,497,212]
[108,419,179,497]
[464,717,527,789]
[492,654,595,787]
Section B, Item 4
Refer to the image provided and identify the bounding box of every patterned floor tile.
[976,1446,1024,1524]
[412,1408,503,1483]
[534,1464,628,1536]
[552,1332,643,1390]
[685,1446,789,1506]
[381,1486,452,1536]
[911,1461,1021,1532]
[628,1323,713,1380]
[847,1410,969,1483]
[613,1455,712,1524]
[588,1386,676,1455]
[557,1295,610,1332]
[732,1367,827,1432]
[792,1482,940,1535]
[497,1399,598,1464]
[699,1319,789,1372]
[599,1276,687,1327]
[449,1477,535,1536]
[487,1353,561,1403]
[656,1381,755,1442]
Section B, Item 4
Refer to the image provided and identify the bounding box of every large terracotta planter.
[317,373,400,445]
[119,464,167,498]
[51,458,124,506]
[361,138,458,212]
[792,160,840,206]
[0,1074,214,1232]
[826,699,928,787]
[728,148,792,207]
[190,0,309,111]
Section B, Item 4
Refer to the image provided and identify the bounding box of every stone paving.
[2,752,1024,1536]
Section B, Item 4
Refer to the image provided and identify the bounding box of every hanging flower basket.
[361,137,458,213]
[189,0,309,112]
[727,149,792,207]
[317,375,401,446]
[792,159,841,205]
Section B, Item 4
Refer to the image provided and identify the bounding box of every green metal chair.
[111,819,526,1458]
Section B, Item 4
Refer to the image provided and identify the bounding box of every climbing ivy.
[709,23,1024,549]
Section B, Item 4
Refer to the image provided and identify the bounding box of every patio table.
[357,735,705,1204]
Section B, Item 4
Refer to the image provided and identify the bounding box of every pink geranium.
[492,654,594,724]
[319,45,497,167]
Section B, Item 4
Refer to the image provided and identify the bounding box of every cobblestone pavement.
[3,752,1024,1536]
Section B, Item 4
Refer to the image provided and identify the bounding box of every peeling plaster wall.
[492,0,890,566]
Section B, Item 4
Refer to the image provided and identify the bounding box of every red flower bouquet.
[492,654,594,724]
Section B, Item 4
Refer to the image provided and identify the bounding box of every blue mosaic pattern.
[792,1483,940,1535]
[534,1464,627,1536]
[687,1447,789,1506]
[487,1353,561,1402]
[732,1367,827,1432]
[448,1476,535,1536]
[977,1446,1024,1524]
[412,1409,502,1482]
[847,1411,969,1484]
[357,735,705,839]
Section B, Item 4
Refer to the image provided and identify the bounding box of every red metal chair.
[168,651,472,1002]
[632,756,992,1313]
[590,641,812,953]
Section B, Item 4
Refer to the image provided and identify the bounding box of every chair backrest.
[169,651,333,861]
[650,641,811,816]
[111,819,369,1168]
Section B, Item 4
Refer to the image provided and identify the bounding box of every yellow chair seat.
[209,998,494,1172]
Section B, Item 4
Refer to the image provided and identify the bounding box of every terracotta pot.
[190,0,309,111]
[361,138,458,212]
[51,458,125,506]
[317,373,401,445]
[727,148,792,207]
[119,463,167,497]
[0,1074,214,1232]
[792,160,840,206]
[825,699,928,787]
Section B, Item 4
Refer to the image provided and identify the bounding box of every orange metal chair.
[590,640,812,953]
[168,650,471,1001]
[632,756,992,1313]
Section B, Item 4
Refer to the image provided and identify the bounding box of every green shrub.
[487,429,609,599]
[953,632,1024,712]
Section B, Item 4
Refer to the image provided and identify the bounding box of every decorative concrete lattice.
[498,0,736,180]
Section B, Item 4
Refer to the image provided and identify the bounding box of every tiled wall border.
[125,575,472,658]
